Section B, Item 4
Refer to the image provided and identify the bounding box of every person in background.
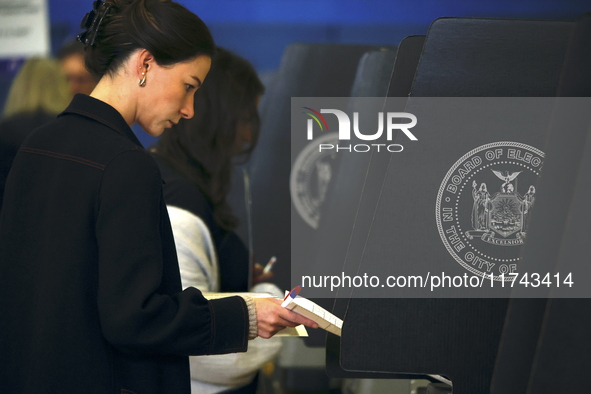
[151,47,281,394]
[0,1,317,393]
[57,39,98,97]
[0,57,70,211]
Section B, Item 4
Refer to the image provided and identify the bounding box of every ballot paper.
[202,292,308,337]
[281,292,343,336]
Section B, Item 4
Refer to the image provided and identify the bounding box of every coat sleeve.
[95,148,248,356]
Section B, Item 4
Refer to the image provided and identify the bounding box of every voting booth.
[244,43,388,294]
[318,16,585,393]
[491,13,591,394]
[225,14,590,393]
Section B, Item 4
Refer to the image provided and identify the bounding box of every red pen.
[283,285,302,301]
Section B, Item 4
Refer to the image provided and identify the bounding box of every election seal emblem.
[436,142,544,280]
[290,132,339,229]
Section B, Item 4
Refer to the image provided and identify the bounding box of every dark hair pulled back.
[82,0,215,79]
[154,47,265,231]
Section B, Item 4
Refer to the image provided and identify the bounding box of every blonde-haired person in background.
[0,57,70,211]
[2,57,70,119]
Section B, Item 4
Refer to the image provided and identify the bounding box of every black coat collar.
[60,94,143,148]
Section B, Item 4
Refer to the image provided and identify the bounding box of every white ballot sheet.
[281,291,343,336]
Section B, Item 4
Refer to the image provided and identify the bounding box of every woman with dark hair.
[0,2,316,393]
[151,47,280,393]
[153,47,265,292]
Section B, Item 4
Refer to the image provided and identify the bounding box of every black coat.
[0,110,56,212]
[0,94,249,394]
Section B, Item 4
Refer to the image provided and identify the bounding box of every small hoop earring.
[139,72,146,87]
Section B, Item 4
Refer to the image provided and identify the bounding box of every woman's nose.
[180,96,194,119]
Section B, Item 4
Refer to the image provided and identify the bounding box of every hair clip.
[77,0,113,46]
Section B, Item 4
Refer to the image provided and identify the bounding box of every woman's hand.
[253,297,318,339]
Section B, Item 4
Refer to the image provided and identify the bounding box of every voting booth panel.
[310,39,429,379]
[244,43,386,294]
[309,48,399,293]
[410,17,572,97]
[387,35,426,98]
[324,37,432,381]
[315,38,425,298]
[555,12,591,98]
[299,49,401,350]
[491,13,591,394]
[335,17,574,393]
[238,43,395,358]
[292,48,401,347]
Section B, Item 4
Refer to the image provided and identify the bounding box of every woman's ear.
[135,49,155,79]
